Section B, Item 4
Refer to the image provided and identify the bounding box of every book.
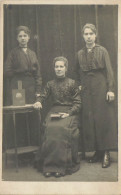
[50,113,62,119]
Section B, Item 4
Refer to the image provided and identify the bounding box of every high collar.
[19,45,28,48]
[55,76,66,81]
[83,44,100,53]
[86,43,95,49]
[83,43,99,50]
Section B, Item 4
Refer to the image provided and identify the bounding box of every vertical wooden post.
[35,6,42,73]
[95,5,100,44]
[57,5,63,56]
[74,5,77,58]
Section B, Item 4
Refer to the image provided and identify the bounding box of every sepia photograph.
[0,0,121,194]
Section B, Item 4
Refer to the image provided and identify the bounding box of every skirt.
[35,105,80,176]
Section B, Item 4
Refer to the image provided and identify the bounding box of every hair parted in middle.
[53,56,68,69]
[82,23,97,35]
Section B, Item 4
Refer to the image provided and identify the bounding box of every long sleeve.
[36,82,51,103]
[74,53,81,85]
[4,47,42,93]
[36,78,81,115]
[103,48,115,92]
[67,81,81,116]
[32,52,42,94]
[4,51,14,77]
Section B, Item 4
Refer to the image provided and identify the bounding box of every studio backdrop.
[3,5,118,148]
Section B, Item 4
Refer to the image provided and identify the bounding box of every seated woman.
[34,56,81,177]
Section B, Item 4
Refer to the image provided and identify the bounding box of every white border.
[0,0,121,194]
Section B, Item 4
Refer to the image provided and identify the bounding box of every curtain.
[4,5,118,81]
[3,4,118,147]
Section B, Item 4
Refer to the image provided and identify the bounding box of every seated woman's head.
[53,56,68,78]
[16,26,31,47]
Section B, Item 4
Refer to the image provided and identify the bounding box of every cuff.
[35,93,41,97]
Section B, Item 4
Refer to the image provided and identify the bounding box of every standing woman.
[4,26,42,146]
[76,24,117,168]
[4,25,42,105]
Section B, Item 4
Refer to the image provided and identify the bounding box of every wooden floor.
[2,152,118,182]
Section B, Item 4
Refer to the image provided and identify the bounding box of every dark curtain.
[3,5,118,148]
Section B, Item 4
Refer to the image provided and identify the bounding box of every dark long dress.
[35,77,81,175]
[3,47,42,147]
[76,44,117,152]
[4,46,42,105]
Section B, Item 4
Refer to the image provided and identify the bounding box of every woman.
[34,56,81,177]
[4,25,42,105]
[4,26,42,146]
[76,24,117,168]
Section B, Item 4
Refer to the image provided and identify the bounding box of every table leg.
[26,113,31,146]
[37,110,41,146]
[13,111,18,172]
[3,115,8,168]
[4,147,8,168]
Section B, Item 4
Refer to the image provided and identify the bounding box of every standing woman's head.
[82,23,97,47]
[16,26,30,47]
[53,56,68,78]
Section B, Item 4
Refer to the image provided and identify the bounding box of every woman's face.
[54,60,67,78]
[83,28,96,45]
[17,30,30,47]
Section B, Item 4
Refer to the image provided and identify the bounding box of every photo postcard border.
[0,0,121,194]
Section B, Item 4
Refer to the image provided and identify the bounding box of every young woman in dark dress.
[4,26,42,147]
[34,56,81,177]
[4,26,42,105]
[76,24,117,168]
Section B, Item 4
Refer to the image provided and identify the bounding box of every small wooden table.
[3,104,41,172]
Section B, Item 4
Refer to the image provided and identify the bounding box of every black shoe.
[88,151,103,163]
[44,172,52,177]
[55,172,62,178]
[102,151,110,168]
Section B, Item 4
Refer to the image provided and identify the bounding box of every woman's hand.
[106,91,115,102]
[59,112,69,119]
[79,85,82,91]
[33,102,42,110]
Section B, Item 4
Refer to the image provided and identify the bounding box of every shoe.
[88,151,103,163]
[102,151,110,168]
[44,172,52,177]
[55,172,62,177]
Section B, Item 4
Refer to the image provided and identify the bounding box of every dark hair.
[53,56,68,69]
[82,23,97,35]
[16,26,31,36]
